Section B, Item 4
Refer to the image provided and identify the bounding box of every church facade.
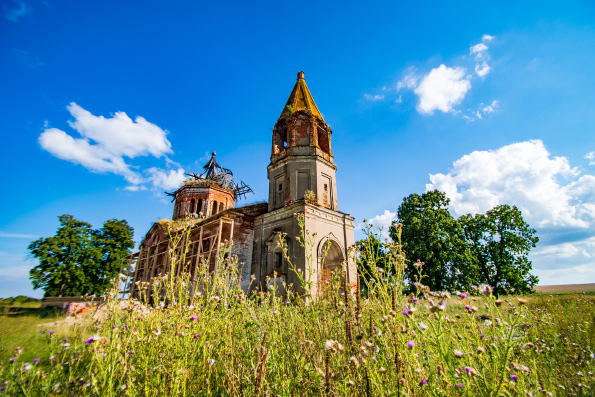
[126,72,356,299]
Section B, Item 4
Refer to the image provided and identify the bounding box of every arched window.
[317,125,330,154]
[197,199,203,215]
[212,201,218,216]
[190,199,196,214]
[219,202,224,213]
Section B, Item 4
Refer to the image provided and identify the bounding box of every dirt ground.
[534,283,595,293]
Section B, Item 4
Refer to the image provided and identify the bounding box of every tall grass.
[1,218,594,396]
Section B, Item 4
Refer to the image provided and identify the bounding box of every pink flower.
[460,293,468,299]
[407,340,415,348]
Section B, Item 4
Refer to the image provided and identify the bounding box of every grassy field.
[1,226,593,396]
[1,279,594,396]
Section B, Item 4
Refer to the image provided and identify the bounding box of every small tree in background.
[28,214,134,297]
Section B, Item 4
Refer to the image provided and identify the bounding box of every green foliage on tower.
[28,215,134,297]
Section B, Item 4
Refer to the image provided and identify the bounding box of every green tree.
[355,225,389,285]
[460,205,538,297]
[390,190,464,291]
[28,215,134,297]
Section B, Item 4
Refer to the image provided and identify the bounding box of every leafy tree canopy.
[28,215,134,298]
[390,190,539,295]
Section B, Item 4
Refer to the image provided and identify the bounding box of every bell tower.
[268,71,339,212]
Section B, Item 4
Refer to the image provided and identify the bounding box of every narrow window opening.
[190,199,196,214]
[212,201,218,216]
[219,202,224,213]
[274,252,283,270]
[197,199,203,215]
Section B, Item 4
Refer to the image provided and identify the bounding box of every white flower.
[418,322,429,331]
[209,359,215,366]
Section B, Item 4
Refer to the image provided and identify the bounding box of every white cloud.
[5,0,31,22]
[364,94,385,101]
[39,103,181,190]
[586,151,595,166]
[470,35,494,78]
[359,210,397,240]
[414,65,471,115]
[427,139,594,228]
[397,71,418,91]
[146,168,187,191]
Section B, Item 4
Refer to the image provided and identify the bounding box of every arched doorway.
[319,238,344,293]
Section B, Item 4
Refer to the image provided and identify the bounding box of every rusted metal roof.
[279,71,325,122]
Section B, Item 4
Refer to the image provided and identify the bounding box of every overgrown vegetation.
[1,218,593,396]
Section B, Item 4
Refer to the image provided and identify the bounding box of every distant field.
[535,283,595,293]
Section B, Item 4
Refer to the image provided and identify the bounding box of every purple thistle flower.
[510,374,518,381]
[49,330,55,335]
[126,351,132,355]
[465,367,471,373]
[460,293,467,299]
[194,334,199,339]
[465,305,471,311]
[457,383,463,388]
[85,337,95,345]
[0,387,5,391]
[407,340,415,348]
[420,377,427,385]
[402,309,409,316]
[190,315,198,320]
[412,298,418,303]
[33,358,40,363]
[63,339,69,342]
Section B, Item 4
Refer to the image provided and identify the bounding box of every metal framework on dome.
[165,151,253,201]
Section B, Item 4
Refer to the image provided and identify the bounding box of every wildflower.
[407,340,415,348]
[402,309,409,316]
[419,377,427,385]
[152,329,161,337]
[189,315,198,320]
[349,356,359,368]
[518,298,528,305]
[23,363,32,371]
[465,305,471,311]
[454,350,465,358]
[418,322,428,331]
[49,330,55,335]
[510,374,518,381]
[209,296,220,303]
[457,383,464,388]
[460,293,468,299]
[209,359,215,366]
[477,347,485,354]
[495,299,503,306]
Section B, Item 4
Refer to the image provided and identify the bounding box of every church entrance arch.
[318,237,344,293]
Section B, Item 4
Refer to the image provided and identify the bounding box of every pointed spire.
[279,71,324,122]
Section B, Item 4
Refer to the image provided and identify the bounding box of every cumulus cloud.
[586,151,595,166]
[146,168,187,191]
[39,103,182,191]
[5,0,30,21]
[391,34,495,118]
[414,65,471,115]
[358,210,397,240]
[427,140,594,228]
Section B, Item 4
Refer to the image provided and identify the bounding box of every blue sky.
[1,0,594,297]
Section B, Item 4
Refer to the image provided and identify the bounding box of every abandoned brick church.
[126,72,356,299]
